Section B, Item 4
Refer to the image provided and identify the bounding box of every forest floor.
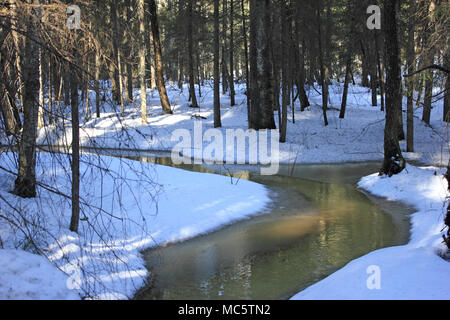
[36,80,450,166]
[0,81,449,299]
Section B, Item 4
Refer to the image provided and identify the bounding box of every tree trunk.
[38,46,45,128]
[214,0,222,128]
[95,45,101,118]
[375,30,385,111]
[187,0,199,108]
[221,0,229,94]
[48,58,53,125]
[340,58,352,119]
[110,0,121,104]
[422,70,433,125]
[15,1,40,198]
[138,0,148,123]
[279,0,288,143]
[406,0,415,152]
[381,0,405,176]
[149,0,173,114]
[69,30,80,233]
[316,0,328,126]
[229,0,236,106]
[445,71,450,122]
[241,0,250,126]
[0,34,21,136]
[249,0,276,130]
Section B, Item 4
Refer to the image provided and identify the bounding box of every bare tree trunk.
[0,25,21,135]
[84,37,90,120]
[138,0,148,123]
[381,0,405,176]
[149,0,173,114]
[229,0,236,106]
[375,30,385,111]
[249,0,276,130]
[69,30,80,233]
[340,58,352,119]
[146,9,157,91]
[187,0,199,108]
[339,1,355,119]
[241,0,250,125]
[316,0,328,126]
[279,0,288,143]
[214,0,222,128]
[38,46,45,128]
[176,0,184,90]
[293,4,310,112]
[445,67,450,122]
[15,1,40,198]
[221,0,229,94]
[111,0,124,114]
[406,0,415,152]
[422,70,433,125]
[123,5,133,103]
[48,58,53,125]
[95,45,101,118]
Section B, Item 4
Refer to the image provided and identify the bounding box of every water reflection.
[132,157,412,300]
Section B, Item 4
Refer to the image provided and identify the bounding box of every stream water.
[39,147,412,300]
[116,155,413,300]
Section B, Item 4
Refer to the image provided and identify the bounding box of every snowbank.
[0,249,79,300]
[0,152,269,299]
[292,164,450,300]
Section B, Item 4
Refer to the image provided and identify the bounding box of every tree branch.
[404,64,450,78]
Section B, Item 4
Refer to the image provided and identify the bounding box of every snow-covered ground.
[0,152,269,299]
[292,164,450,299]
[1,80,449,300]
[36,81,449,166]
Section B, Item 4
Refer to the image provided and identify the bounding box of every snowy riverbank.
[292,164,450,300]
[1,81,449,300]
[0,152,269,299]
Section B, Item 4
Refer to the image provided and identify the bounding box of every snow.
[0,152,269,299]
[0,249,79,300]
[291,165,450,300]
[36,81,449,167]
[1,80,449,300]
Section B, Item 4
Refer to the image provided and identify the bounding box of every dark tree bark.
[380,0,405,176]
[221,0,229,94]
[316,0,328,126]
[15,2,39,198]
[279,0,288,143]
[293,3,310,112]
[375,30,385,112]
[0,42,22,135]
[214,0,222,128]
[229,0,236,106]
[249,0,276,130]
[406,0,415,152]
[187,0,199,108]
[340,58,352,119]
[149,0,173,114]
[241,0,251,126]
[110,0,123,108]
[69,30,80,233]
[445,69,450,122]
[339,1,355,119]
